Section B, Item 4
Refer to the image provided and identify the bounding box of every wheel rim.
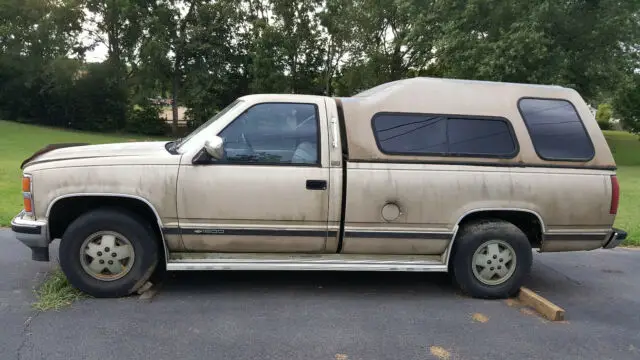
[79,231,135,281]
[471,239,517,286]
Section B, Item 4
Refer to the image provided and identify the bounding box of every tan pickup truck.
[11,77,626,299]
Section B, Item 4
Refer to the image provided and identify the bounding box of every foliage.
[126,102,168,136]
[1,0,640,135]
[596,104,613,122]
[596,103,613,130]
[614,75,640,134]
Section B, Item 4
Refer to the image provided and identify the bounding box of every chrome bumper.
[11,211,50,261]
[603,228,628,249]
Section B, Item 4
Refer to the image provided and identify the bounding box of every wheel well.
[48,196,165,258]
[456,210,543,248]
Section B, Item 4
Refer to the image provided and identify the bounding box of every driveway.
[1,229,639,360]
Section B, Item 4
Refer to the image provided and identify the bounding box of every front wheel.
[451,219,532,299]
[59,209,159,298]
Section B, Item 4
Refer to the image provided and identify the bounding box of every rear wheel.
[451,219,532,299]
[59,208,159,298]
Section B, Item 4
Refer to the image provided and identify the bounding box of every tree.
[596,104,613,122]
[318,0,356,95]
[434,0,640,99]
[84,0,153,129]
[614,75,640,134]
[0,0,85,123]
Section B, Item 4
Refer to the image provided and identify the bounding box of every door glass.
[220,103,319,165]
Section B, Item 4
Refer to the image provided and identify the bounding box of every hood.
[22,141,170,168]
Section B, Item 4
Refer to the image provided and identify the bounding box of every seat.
[291,142,317,164]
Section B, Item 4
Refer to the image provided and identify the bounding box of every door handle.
[306,180,327,190]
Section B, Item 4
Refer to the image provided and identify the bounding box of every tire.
[451,219,532,299]
[59,208,159,298]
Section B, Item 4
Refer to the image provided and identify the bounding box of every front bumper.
[11,211,50,261]
[603,228,628,249]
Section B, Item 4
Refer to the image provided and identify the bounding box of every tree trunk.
[171,70,179,135]
[325,42,333,96]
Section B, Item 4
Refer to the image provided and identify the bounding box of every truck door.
[176,100,332,253]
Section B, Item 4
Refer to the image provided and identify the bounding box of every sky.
[86,43,108,62]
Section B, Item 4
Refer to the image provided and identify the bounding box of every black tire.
[451,219,532,299]
[59,208,159,298]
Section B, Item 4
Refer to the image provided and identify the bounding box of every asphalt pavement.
[1,229,639,360]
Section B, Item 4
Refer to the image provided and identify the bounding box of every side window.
[447,118,516,156]
[372,113,517,157]
[518,98,594,161]
[220,103,319,165]
[373,114,447,154]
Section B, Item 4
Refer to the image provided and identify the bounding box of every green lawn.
[0,121,638,246]
[603,130,640,245]
[0,120,158,226]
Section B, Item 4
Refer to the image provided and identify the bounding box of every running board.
[167,253,447,272]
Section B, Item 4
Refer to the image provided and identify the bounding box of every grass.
[0,120,159,226]
[603,131,640,246]
[32,269,86,311]
[603,130,640,167]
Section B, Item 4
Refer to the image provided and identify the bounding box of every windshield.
[176,99,243,149]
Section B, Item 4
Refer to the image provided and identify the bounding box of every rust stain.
[429,346,451,360]
[472,313,489,323]
[335,354,348,360]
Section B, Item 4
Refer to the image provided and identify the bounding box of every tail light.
[22,175,33,214]
[610,175,620,215]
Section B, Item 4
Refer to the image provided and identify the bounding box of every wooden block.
[517,287,565,321]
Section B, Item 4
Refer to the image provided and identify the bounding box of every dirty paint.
[429,346,451,360]
[472,313,489,323]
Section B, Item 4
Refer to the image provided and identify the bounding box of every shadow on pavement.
[157,270,458,298]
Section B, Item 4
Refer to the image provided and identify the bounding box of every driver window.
[219,103,319,165]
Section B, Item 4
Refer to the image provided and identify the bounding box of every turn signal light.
[22,175,33,214]
[23,196,33,213]
[22,176,31,192]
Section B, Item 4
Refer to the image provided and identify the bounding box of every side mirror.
[203,136,224,160]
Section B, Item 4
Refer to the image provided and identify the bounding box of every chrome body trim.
[167,253,447,272]
[442,224,459,266]
[11,210,49,248]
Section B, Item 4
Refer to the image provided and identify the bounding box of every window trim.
[517,97,595,162]
[370,112,520,159]
[214,102,323,167]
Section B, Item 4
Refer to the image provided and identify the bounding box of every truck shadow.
[156,270,458,298]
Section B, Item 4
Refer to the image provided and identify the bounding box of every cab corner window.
[219,103,320,165]
[518,98,595,161]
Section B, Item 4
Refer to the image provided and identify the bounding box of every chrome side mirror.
[203,136,224,160]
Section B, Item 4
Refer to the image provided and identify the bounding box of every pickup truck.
[11,77,626,299]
